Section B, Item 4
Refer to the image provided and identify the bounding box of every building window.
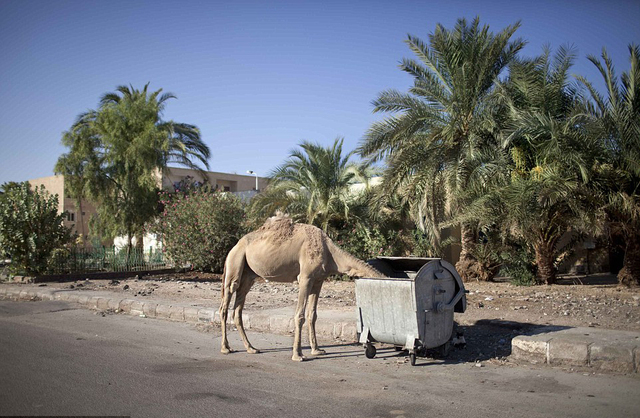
[67,212,75,222]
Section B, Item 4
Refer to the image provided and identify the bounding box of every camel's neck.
[327,240,386,278]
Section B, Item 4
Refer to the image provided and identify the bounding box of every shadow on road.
[302,320,573,366]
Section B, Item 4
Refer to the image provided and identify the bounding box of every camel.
[219,214,386,361]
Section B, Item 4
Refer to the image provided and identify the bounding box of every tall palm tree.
[250,137,367,234]
[55,83,211,249]
[358,17,525,279]
[578,45,640,285]
[462,46,601,284]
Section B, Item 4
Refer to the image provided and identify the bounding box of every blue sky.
[1,0,638,185]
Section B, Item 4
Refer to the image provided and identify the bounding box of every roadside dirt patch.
[38,272,640,331]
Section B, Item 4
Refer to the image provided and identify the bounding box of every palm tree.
[249,137,367,234]
[578,45,640,285]
[464,46,601,284]
[55,83,211,250]
[358,17,525,279]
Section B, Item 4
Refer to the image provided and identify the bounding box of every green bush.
[0,182,74,275]
[500,246,539,286]
[154,189,247,272]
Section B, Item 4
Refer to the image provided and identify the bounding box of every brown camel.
[219,214,385,361]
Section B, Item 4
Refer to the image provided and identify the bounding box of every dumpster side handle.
[436,286,465,313]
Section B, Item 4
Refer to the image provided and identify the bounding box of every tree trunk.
[535,241,556,285]
[135,230,144,251]
[618,231,640,286]
[126,232,133,270]
[455,223,479,282]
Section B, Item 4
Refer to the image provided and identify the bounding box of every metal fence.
[47,246,169,275]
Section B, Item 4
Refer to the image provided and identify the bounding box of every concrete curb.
[0,285,358,341]
[512,327,640,373]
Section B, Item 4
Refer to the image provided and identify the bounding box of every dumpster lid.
[367,256,441,278]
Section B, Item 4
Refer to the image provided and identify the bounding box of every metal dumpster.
[356,257,466,366]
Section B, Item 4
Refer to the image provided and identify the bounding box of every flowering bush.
[154,189,247,272]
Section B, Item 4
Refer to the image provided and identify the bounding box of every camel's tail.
[220,263,227,300]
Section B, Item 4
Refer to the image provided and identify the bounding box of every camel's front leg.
[307,280,326,356]
[292,277,312,361]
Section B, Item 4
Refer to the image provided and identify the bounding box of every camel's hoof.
[311,349,326,356]
[291,355,306,362]
[221,347,234,355]
[247,347,260,354]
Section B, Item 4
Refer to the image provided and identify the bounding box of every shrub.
[334,223,402,261]
[500,246,539,286]
[154,190,247,272]
[0,182,74,275]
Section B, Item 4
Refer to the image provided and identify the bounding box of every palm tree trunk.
[535,241,556,285]
[459,223,475,260]
[618,231,640,286]
[455,223,479,281]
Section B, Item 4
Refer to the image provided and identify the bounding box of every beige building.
[29,175,97,246]
[28,168,268,247]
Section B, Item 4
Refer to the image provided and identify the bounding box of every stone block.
[314,320,338,339]
[169,306,185,321]
[107,298,121,310]
[130,301,144,316]
[66,293,80,303]
[590,343,635,373]
[97,297,110,310]
[548,338,589,366]
[118,299,135,313]
[142,302,158,317]
[248,314,270,331]
[634,347,640,373]
[156,304,172,319]
[36,290,54,301]
[87,296,101,309]
[76,295,90,305]
[340,322,358,341]
[270,315,294,334]
[511,335,550,364]
[183,307,199,323]
[198,308,214,323]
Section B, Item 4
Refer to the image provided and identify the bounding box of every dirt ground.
[37,271,640,365]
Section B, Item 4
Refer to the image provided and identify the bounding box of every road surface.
[1,299,639,417]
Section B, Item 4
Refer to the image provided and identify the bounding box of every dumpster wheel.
[410,352,417,366]
[364,343,376,359]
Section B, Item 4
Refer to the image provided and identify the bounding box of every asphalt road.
[1,299,639,418]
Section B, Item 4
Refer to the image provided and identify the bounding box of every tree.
[249,137,368,234]
[579,45,640,285]
[0,182,74,275]
[358,17,525,279]
[154,189,247,273]
[55,84,211,251]
[462,46,601,284]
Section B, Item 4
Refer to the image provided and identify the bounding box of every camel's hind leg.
[307,279,326,356]
[233,270,259,354]
[219,274,236,354]
[220,244,246,354]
